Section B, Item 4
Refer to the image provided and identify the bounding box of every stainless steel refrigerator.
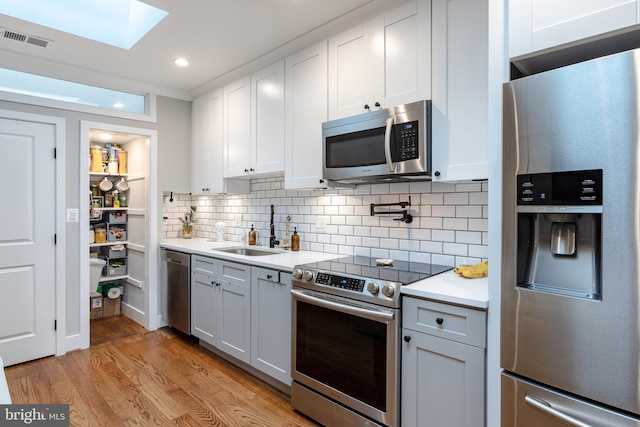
[502,48,640,426]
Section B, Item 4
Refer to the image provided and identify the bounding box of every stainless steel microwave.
[322,100,431,184]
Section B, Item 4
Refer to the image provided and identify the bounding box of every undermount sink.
[213,246,286,256]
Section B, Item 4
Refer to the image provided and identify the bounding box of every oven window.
[295,301,387,411]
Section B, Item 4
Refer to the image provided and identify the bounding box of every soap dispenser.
[291,227,300,251]
[248,225,257,246]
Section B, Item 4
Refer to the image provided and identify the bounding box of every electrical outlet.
[315,216,326,232]
[233,214,241,227]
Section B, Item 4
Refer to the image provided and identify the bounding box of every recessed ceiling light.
[1,0,168,50]
[173,58,189,67]
[99,133,113,141]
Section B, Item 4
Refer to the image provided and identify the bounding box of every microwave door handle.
[385,116,396,173]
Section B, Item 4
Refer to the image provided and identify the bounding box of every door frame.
[0,109,66,358]
[79,121,158,349]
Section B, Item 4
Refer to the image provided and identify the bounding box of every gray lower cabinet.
[190,255,291,386]
[251,267,292,384]
[190,256,251,364]
[217,260,251,364]
[191,255,218,345]
[401,297,486,427]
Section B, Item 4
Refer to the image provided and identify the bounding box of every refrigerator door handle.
[525,394,593,427]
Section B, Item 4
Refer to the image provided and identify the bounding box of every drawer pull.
[267,274,273,280]
[436,317,444,325]
[403,336,411,342]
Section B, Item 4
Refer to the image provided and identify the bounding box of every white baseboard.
[121,302,146,327]
[65,333,83,352]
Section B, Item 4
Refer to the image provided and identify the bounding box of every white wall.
[163,176,489,266]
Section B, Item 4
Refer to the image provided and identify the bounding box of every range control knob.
[381,284,395,298]
[303,270,314,281]
[292,268,303,279]
[367,282,380,295]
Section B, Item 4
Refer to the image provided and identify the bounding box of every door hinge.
[53,147,57,159]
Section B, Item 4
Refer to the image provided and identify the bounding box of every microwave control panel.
[517,169,603,205]
[394,121,419,161]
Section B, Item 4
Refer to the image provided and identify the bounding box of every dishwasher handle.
[164,250,190,267]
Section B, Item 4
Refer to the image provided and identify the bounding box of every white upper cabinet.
[191,92,216,194]
[509,0,639,58]
[251,61,285,175]
[328,0,431,120]
[284,41,329,190]
[223,62,285,178]
[223,76,252,177]
[192,90,249,194]
[431,0,489,182]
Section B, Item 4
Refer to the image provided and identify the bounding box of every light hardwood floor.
[5,315,319,426]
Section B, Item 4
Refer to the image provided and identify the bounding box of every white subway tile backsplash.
[432,229,456,242]
[469,218,489,232]
[443,242,468,256]
[456,205,483,218]
[443,218,468,231]
[421,240,443,253]
[421,193,444,205]
[162,176,488,267]
[444,192,469,205]
[421,217,443,229]
[432,205,456,218]
[456,231,483,245]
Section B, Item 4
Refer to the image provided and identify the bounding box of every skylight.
[0,0,168,50]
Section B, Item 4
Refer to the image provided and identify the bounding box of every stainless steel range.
[290,256,451,427]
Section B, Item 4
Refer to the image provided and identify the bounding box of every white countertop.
[160,238,345,271]
[161,238,489,308]
[401,269,489,309]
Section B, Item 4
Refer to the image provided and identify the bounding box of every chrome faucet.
[269,204,280,248]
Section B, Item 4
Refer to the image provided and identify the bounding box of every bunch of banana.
[454,261,488,279]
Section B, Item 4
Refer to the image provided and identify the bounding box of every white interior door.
[0,118,56,366]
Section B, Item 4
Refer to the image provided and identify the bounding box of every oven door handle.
[291,289,395,321]
[385,116,396,173]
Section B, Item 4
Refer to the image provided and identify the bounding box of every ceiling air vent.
[0,28,54,49]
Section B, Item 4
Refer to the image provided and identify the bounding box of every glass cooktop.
[296,256,452,285]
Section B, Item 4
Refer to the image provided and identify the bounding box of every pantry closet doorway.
[80,121,158,349]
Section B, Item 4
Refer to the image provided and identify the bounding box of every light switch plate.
[66,208,79,223]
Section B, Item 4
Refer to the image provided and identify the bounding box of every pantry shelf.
[99,275,128,282]
[90,241,129,248]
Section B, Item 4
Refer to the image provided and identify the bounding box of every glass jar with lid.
[94,225,107,243]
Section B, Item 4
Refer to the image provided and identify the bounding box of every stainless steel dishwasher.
[162,249,190,334]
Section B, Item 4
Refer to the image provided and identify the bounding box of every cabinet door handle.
[436,317,444,325]
[403,335,411,342]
